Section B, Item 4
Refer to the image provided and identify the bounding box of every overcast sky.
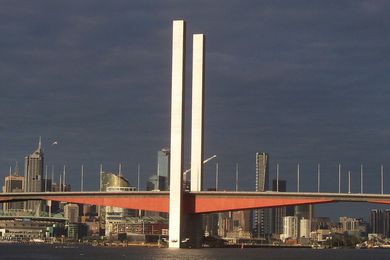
[1,0,390,219]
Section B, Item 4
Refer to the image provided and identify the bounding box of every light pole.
[360,164,363,194]
[215,163,219,191]
[348,171,351,194]
[338,164,341,193]
[317,163,320,193]
[81,164,84,192]
[297,163,300,192]
[276,163,279,192]
[381,165,384,194]
[235,163,239,191]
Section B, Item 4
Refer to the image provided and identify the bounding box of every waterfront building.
[339,216,360,232]
[384,209,390,238]
[2,165,24,211]
[282,216,298,241]
[64,204,79,223]
[294,204,314,236]
[253,152,271,240]
[0,215,66,241]
[299,218,310,238]
[270,179,293,238]
[99,171,136,236]
[24,139,44,212]
[370,209,384,235]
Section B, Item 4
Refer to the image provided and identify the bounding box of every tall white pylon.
[190,33,205,192]
[168,20,186,249]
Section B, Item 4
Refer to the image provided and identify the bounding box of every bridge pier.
[168,20,186,249]
[168,20,206,248]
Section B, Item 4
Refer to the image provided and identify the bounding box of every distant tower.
[253,152,271,239]
[255,152,269,192]
[294,204,314,236]
[157,148,170,191]
[271,179,290,236]
[24,138,44,212]
[370,209,384,235]
[2,163,24,210]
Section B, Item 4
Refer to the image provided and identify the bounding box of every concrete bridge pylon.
[168,20,205,248]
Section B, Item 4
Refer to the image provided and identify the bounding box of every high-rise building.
[255,152,269,192]
[2,164,24,211]
[271,179,294,237]
[294,204,314,236]
[283,216,298,241]
[384,210,390,238]
[370,209,384,235]
[24,138,44,211]
[299,218,310,238]
[157,148,170,190]
[253,152,271,239]
[147,149,170,192]
[64,204,80,223]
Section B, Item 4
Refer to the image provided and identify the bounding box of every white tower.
[190,34,205,192]
[168,20,186,249]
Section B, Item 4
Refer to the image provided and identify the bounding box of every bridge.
[1,191,390,214]
[3,20,387,248]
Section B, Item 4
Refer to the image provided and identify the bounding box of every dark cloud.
[1,0,390,218]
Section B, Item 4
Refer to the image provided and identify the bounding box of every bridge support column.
[188,33,205,248]
[190,34,205,192]
[168,20,186,249]
[185,214,203,248]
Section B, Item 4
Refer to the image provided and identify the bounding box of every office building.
[370,209,384,235]
[157,149,170,190]
[64,204,80,223]
[271,179,293,237]
[299,218,310,238]
[339,216,360,232]
[24,139,44,212]
[282,216,298,241]
[146,149,170,192]
[384,209,390,238]
[253,152,271,239]
[294,204,314,236]
[2,165,24,211]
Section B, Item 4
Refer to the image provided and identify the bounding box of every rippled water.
[1,244,390,260]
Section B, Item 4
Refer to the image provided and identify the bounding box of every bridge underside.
[0,196,332,213]
[4,191,390,214]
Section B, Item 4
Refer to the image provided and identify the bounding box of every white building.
[339,216,360,232]
[64,204,79,223]
[282,216,298,241]
[300,218,310,238]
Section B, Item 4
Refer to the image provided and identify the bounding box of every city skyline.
[1,1,390,219]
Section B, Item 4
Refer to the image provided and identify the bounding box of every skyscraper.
[253,152,271,239]
[384,209,390,238]
[157,148,170,191]
[2,164,24,211]
[283,216,298,241]
[294,204,314,237]
[370,209,384,235]
[24,138,44,212]
[271,179,294,237]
